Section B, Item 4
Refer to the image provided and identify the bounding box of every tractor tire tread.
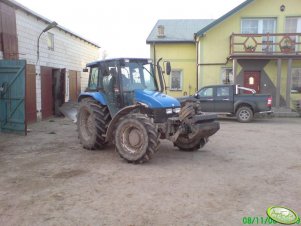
[114,114,159,164]
[174,137,206,151]
[77,98,111,150]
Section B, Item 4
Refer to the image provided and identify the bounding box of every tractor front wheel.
[114,114,159,164]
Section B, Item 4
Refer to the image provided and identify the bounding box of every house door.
[53,69,66,116]
[25,64,37,123]
[41,66,53,119]
[0,60,26,134]
[69,70,81,102]
[244,71,260,93]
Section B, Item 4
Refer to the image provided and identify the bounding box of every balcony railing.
[230,33,301,56]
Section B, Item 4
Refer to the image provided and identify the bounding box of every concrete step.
[272,107,300,117]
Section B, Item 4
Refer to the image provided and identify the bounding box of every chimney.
[157,25,165,38]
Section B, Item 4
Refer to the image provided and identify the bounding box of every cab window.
[217,87,230,97]
[89,67,98,89]
[198,87,213,97]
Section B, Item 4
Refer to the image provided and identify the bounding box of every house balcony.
[230,33,301,59]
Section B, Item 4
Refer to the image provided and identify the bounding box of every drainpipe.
[195,34,230,89]
[197,57,230,88]
[197,58,230,66]
[153,42,156,75]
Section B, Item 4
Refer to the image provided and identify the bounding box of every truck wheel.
[115,114,159,164]
[77,98,111,150]
[236,106,253,123]
[174,135,207,151]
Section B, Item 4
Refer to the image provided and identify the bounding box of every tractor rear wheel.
[114,114,159,164]
[174,135,207,152]
[77,98,111,150]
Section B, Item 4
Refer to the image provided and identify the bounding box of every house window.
[170,69,182,91]
[221,68,234,84]
[249,77,254,85]
[241,18,276,51]
[285,17,301,51]
[47,32,54,51]
[285,17,301,33]
[242,19,259,34]
[241,18,276,34]
[292,68,301,93]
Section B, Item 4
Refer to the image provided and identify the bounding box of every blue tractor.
[77,58,219,164]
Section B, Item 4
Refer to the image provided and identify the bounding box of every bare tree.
[101,50,108,60]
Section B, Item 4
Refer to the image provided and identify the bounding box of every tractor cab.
[83,58,178,117]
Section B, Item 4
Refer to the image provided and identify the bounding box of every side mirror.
[165,61,171,75]
[194,93,199,98]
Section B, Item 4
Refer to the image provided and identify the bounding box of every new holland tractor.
[77,58,220,164]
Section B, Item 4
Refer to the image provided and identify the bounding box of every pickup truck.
[178,84,273,122]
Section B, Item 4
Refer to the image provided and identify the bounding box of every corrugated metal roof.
[196,0,255,36]
[146,19,214,43]
[1,0,100,48]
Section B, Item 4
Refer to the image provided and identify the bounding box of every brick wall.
[15,9,100,114]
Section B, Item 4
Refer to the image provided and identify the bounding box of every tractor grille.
[153,109,167,123]
[152,109,178,123]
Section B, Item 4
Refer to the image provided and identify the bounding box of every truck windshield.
[120,60,158,92]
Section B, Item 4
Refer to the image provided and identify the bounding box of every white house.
[0,0,100,122]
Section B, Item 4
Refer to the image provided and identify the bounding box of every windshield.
[120,60,158,92]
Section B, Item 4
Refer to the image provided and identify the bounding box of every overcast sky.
[16,0,245,58]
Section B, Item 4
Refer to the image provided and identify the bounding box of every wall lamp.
[36,21,58,64]
[280,5,285,12]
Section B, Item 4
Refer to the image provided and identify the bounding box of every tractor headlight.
[173,108,181,113]
[166,108,173,114]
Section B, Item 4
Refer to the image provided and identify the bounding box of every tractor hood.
[134,89,181,108]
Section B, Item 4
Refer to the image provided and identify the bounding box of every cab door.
[214,86,233,112]
[196,87,214,112]
[101,67,120,116]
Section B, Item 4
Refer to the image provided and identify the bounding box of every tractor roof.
[86,58,151,67]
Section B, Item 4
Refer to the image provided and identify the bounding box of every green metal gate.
[0,60,26,134]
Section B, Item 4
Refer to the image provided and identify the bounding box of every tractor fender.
[105,104,142,142]
[78,92,107,105]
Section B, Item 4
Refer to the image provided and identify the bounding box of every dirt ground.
[0,117,300,226]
